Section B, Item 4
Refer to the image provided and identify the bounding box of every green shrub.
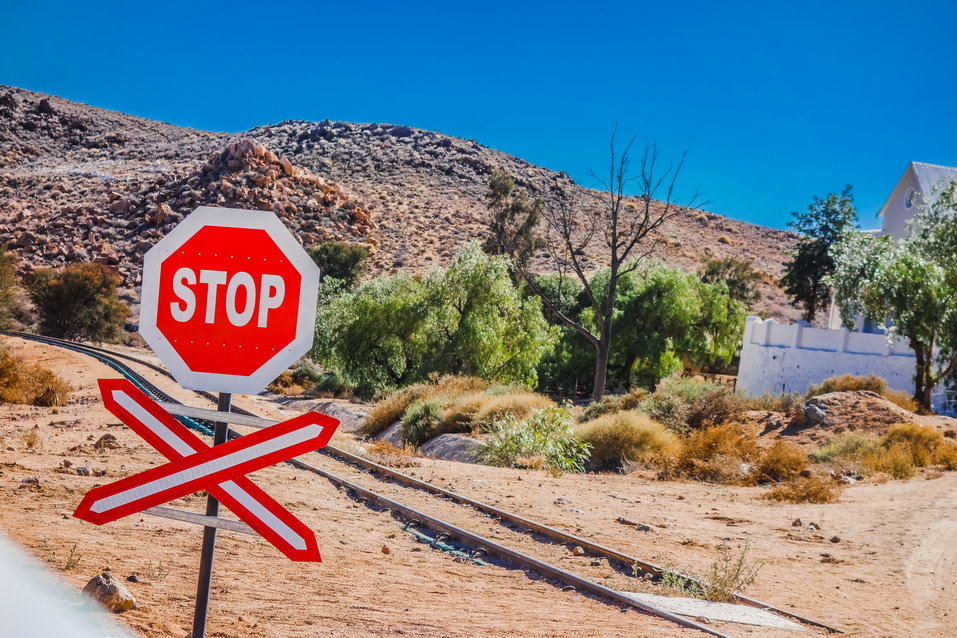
[812,434,880,463]
[402,399,444,446]
[26,262,130,342]
[576,411,679,471]
[642,377,721,433]
[478,404,591,473]
[308,241,370,289]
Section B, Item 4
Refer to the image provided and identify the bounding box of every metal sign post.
[191,391,230,638]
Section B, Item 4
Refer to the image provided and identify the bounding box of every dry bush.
[0,344,72,407]
[737,392,802,414]
[812,434,880,464]
[362,440,418,468]
[576,411,680,471]
[933,442,957,470]
[702,543,762,602]
[748,441,809,484]
[687,388,746,430]
[863,443,916,479]
[579,387,649,423]
[806,374,918,412]
[466,391,554,432]
[881,423,942,466]
[672,424,759,483]
[764,477,842,503]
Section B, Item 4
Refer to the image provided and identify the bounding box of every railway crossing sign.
[138,206,321,395]
[73,379,338,561]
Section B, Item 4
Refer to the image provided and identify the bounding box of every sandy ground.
[2,336,956,638]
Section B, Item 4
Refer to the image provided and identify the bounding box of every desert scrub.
[806,374,918,412]
[641,377,721,434]
[446,391,554,433]
[576,411,679,471]
[812,434,880,463]
[359,375,492,438]
[579,387,648,423]
[686,387,746,430]
[0,343,72,407]
[361,440,418,468]
[738,392,802,413]
[748,440,809,484]
[671,423,759,482]
[656,543,763,602]
[479,404,590,473]
[765,476,843,503]
[402,399,444,446]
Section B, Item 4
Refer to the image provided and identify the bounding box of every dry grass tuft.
[22,425,43,454]
[362,440,419,468]
[765,476,842,503]
[576,411,680,471]
[579,388,649,423]
[806,374,918,412]
[0,344,72,407]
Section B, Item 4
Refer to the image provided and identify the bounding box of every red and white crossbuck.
[73,379,338,561]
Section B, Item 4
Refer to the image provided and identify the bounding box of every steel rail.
[6,331,839,634]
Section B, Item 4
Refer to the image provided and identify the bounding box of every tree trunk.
[912,345,933,413]
[592,338,610,401]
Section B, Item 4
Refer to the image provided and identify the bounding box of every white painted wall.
[736,316,940,404]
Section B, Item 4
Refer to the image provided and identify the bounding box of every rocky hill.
[0,86,801,320]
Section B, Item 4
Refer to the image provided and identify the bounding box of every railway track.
[6,331,840,636]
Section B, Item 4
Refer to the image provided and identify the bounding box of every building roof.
[878,161,957,218]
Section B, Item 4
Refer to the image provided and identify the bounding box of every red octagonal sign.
[139,207,320,394]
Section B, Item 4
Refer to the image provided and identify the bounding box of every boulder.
[418,434,481,464]
[82,572,136,613]
[374,421,404,447]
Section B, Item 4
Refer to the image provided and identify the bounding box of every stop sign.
[139,207,320,394]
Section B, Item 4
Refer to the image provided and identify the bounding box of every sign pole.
[191,392,231,638]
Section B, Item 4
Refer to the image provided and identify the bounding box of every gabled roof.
[878,161,957,218]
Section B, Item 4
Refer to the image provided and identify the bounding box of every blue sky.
[3,1,955,229]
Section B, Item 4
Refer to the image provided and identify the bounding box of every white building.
[739,161,957,409]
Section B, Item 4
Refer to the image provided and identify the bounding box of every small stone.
[93,433,120,450]
[642,572,655,581]
[553,498,569,505]
[571,545,585,556]
[82,572,136,613]
[807,522,820,531]
[75,467,91,477]
[20,477,39,485]
[636,523,654,533]
[830,536,841,543]
[126,575,138,583]
[791,518,803,527]
[590,559,602,567]
[381,545,391,554]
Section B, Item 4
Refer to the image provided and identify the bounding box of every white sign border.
[139,206,320,395]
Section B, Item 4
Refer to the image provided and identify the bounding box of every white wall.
[737,316,935,403]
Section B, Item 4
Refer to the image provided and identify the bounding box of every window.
[904,188,916,209]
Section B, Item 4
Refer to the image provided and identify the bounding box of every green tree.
[312,243,556,397]
[307,241,370,289]
[537,263,745,392]
[700,256,762,308]
[484,168,544,268]
[781,185,856,322]
[26,263,130,342]
[831,181,957,412]
[0,245,17,330]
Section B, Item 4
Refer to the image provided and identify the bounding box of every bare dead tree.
[488,125,697,400]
